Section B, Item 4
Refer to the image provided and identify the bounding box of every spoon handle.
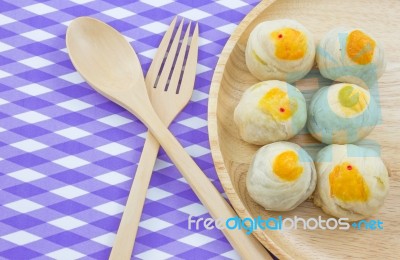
[142,110,272,260]
[109,132,159,260]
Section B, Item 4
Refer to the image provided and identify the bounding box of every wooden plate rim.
[207,0,291,258]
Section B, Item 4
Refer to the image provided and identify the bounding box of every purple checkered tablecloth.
[0,0,260,259]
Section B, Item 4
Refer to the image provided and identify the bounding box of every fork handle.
[109,132,160,260]
[143,112,272,260]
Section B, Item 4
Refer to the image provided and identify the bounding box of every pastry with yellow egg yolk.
[234,80,307,145]
[245,19,315,83]
[307,83,379,144]
[316,28,386,88]
[247,142,316,211]
[314,144,389,221]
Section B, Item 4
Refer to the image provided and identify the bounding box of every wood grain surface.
[208,0,400,259]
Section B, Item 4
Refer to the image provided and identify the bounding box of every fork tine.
[168,22,191,94]
[155,18,184,91]
[176,23,199,95]
[145,16,177,89]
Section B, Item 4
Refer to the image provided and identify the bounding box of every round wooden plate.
[208,0,400,259]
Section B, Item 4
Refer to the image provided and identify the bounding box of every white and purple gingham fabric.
[0,0,260,259]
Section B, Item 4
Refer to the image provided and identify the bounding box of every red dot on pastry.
[278,34,283,38]
[279,107,285,112]
[347,165,353,170]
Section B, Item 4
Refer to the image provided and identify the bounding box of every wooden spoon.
[66,17,271,259]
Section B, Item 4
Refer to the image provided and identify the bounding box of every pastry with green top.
[307,83,379,144]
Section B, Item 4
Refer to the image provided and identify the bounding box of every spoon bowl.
[66,17,151,120]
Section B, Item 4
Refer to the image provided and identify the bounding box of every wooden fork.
[109,17,199,259]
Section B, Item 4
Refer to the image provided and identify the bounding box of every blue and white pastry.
[307,83,379,144]
[316,28,386,88]
[314,144,389,221]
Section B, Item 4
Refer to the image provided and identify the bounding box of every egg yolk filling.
[329,162,370,202]
[270,28,307,60]
[346,29,376,65]
[273,150,303,181]
[338,85,368,116]
[258,87,298,121]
